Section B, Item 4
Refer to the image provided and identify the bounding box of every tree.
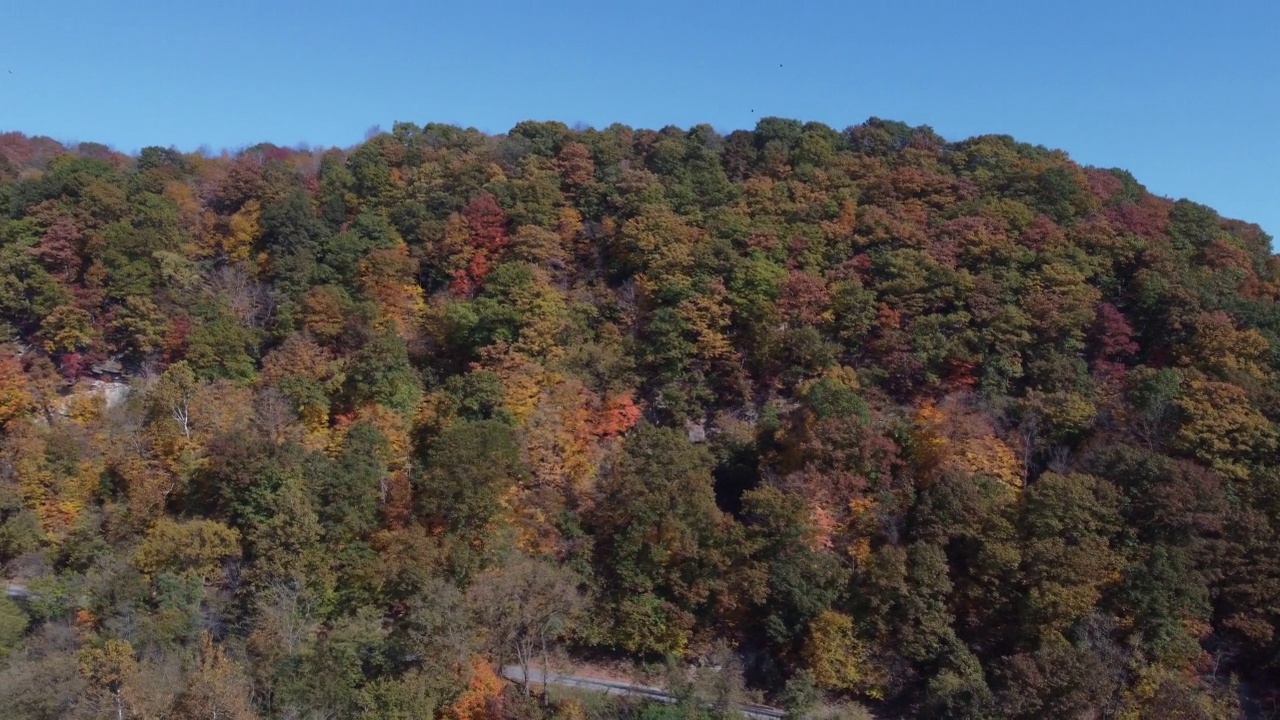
[0,596,28,659]
[0,351,34,428]
[415,419,528,563]
[344,331,423,418]
[740,486,850,658]
[803,610,869,693]
[185,308,260,382]
[314,420,389,542]
[108,295,169,361]
[589,424,739,655]
[149,361,198,440]
[259,189,331,297]
[1019,473,1122,641]
[468,554,585,699]
[78,639,139,720]
[37,304,96,356]
[133,518,241,583]
[444,657,505,720]
[1173,377,1276,481]
[392,576,479,696]
[170,632,258,720]
[664,640,747,720]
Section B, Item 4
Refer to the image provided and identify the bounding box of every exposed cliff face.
[81,379,130,411]
[33,380,131,423]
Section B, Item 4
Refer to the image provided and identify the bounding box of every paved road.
[501,665,785,719]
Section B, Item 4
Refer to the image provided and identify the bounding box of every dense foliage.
[0,117,1276,718]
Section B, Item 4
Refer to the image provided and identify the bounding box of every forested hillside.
[0,118,1277,719]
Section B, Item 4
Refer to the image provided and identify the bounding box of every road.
[501,665,785,719]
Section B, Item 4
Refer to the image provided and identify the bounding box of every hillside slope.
[0,118,1275,718]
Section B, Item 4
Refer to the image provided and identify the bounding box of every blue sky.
[2,0,1277,242]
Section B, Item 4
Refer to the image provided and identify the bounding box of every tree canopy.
[0,119,1273,718]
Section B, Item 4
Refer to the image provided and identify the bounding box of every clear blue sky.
[2,0,1277,243]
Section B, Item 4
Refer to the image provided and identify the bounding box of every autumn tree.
[467,554,585,698]
[78,639,139,720]
[588,424,740,656]
[170,632,258,720]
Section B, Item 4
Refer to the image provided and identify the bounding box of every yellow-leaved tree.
[911,396,1023,489]
[1174,377,1277,481]
[357,242,426,342]
[803,610,873,694]
[223,198,261,263]
[5,423,100,540]
[0,352,34,428]
[134,518,241,584]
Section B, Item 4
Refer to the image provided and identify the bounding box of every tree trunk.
[540,630,550,707]
[517,643,530,696]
